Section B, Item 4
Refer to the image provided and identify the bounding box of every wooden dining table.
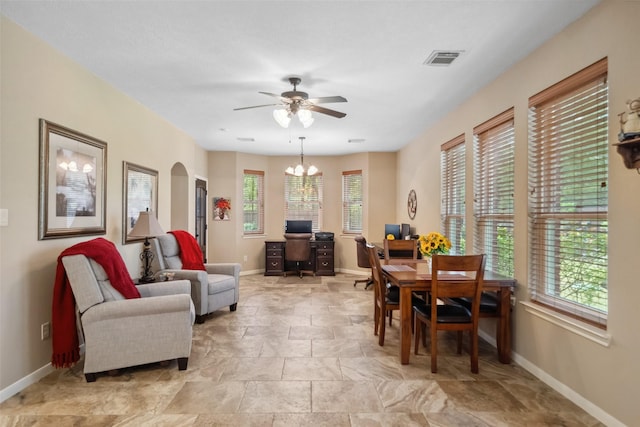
[381,263,516,365]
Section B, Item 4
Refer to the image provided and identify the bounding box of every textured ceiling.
[1,0,599,156]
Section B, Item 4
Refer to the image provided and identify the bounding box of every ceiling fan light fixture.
[285,166,295,174]
[273,109,291,128]
[307,164,318,176]
[297,109,314,128]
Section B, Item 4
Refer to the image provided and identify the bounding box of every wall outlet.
[510,295,517,307]
[41,322,50,340]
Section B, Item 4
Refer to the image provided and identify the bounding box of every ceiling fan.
[234,77,347,128]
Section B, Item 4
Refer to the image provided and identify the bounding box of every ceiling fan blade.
[307,96,347,104]
[307,104,347,118]
[259,91,292,103]
[233,103,280,111]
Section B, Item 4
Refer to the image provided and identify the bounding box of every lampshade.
[297,109,314,128]
[128,210,165,238]
[273,109,291,128]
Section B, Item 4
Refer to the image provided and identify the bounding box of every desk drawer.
[316,256,334,275]
[315,242,333,251]
[266,242,284,251]
[266,257,284,275]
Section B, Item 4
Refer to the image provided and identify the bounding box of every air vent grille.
[424,50,463,66]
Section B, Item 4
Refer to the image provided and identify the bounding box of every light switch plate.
[0,209,8,226]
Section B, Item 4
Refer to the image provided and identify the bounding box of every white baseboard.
[240,269,263,276]
[0,362,54,403]
[477,328,623,427]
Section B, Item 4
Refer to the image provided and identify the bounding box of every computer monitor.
[384,223,401,240]
[285,220,312,233]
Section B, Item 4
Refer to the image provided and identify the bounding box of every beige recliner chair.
[152,233,240,323]
[61,254,194,382]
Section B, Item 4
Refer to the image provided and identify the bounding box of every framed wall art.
[123,161,158,244]
[38,119,107,240]
[213,196,231,221]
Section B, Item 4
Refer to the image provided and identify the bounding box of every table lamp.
[128,209,165,283]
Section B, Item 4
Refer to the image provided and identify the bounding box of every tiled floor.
[0,273,603,426]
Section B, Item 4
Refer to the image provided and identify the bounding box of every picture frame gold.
[123,161,158,244]
[38,119,107,240]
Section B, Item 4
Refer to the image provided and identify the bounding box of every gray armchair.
[61,254,194,382]
[152,233,240,323]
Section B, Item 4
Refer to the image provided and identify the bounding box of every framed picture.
[123,161,158,244]
[213,196,231,221]
[38,119,107,240]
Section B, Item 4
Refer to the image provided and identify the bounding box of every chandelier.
[285,137,318,176]
[273,103,314,128]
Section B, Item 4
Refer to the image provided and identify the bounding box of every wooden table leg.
[400,286,413,365]
[497,289,512,363]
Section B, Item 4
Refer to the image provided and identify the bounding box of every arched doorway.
[170,162,189,231]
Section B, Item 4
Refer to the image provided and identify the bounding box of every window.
[243,170,264,234]
[474,108,515,276]
[528,58,608,326]
[342,170,363,233]
[284,173,323,232]
[441,134,465,255]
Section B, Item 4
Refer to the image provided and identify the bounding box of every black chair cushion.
[450,292,498,314]
[413,303,472,324]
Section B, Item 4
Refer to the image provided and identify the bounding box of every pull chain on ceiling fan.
[234,77,347,128]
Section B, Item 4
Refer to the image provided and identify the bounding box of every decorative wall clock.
[407,189,417,219]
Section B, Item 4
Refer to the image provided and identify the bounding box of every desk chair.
[383,239,418,264]
[284,233,314,278]
[354,235,373,288]
[413,254,486,374]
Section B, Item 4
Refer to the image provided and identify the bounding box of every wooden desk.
[381,264,516,365]
[264,240,335,276]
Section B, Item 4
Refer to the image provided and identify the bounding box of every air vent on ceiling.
[237,137,255,142]
[348,138,366,143]
[423,50,463,66]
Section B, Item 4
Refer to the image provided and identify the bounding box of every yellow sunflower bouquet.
[418,232,451,258]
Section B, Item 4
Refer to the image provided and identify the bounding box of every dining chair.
[383,238,418,264]
[367,243,400,346]
[413,254,486,373]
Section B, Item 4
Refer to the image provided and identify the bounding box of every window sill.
[520,301,611,347]
[242,234,266,239]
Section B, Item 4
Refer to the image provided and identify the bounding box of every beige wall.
[397,1,639,425]
[0,17,207,392]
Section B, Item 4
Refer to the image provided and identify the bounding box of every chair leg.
[470,331,479,374]
[374,303,380,336]
[230,303,238,312]
[84,373,96,382]
[414,315,420,355]
[178,357,189,371]
[431,326,438,373]
[378,310,386,346]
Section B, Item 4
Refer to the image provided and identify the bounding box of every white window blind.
[342,170,363,233]
[243,170,264,234]
[441,134,465,255]
[528,58,608,327]
[284,173,323,232]
[474,108,515,276]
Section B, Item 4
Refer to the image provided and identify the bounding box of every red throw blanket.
[52,238,140,368]
[169,230,206,271]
